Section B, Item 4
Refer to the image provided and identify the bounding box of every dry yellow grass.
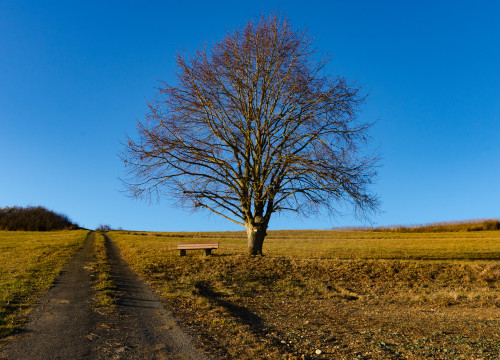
[109,229,499,359]
[91,232,116,310]
[0,230,89,338]
[111,229,500,260]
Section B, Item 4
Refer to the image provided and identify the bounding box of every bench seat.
[177,241,219,256]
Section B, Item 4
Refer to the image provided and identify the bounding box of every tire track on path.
[1,232,207,360]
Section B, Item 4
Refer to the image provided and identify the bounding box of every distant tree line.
[0,206,79,231]
[387,219,500,233]
[333,219,500,232]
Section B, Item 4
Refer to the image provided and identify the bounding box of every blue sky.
[1,0,499,231]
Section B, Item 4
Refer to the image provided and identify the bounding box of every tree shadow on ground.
[193,281,264,331]
[191,281,320,359]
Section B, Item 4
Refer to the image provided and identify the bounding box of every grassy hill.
[108,229,500,359]
[0,230,88,338]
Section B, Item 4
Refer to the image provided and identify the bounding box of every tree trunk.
[246,222,267,255]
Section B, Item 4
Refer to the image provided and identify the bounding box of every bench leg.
[180,249,186,256]
[205,249,212,256]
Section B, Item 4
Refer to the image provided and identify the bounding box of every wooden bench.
[177,241,219,256]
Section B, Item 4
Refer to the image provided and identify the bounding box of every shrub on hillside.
[0,206,79,231]
[482,220,500,231]
[96,224,112,231]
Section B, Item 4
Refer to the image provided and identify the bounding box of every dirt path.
[1,232,207,360]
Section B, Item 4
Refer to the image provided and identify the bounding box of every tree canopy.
[123,14,379,254]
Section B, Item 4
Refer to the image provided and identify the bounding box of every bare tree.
[123,14,379,255]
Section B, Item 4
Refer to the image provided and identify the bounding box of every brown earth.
[130,254,500,359]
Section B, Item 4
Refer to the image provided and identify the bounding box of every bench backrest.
[177,241,219,250]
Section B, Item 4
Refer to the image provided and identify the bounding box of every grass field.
[108,230,500,359]
[0,230,89,338]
